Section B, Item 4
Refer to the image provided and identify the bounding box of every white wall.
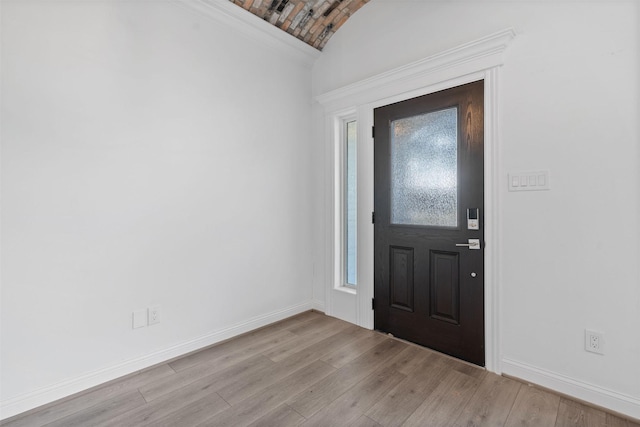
[3,0,639,420]
[1,0,315,417]
[313,0,640,418]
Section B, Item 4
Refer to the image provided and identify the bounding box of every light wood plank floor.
[3,311,639,427]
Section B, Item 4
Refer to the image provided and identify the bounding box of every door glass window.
[390,107,458,227]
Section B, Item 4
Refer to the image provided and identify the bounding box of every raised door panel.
[429,251,460,325]
[389,246,414,312]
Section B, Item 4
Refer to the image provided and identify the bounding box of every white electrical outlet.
[585,329,604,354]
[148,305,161,325]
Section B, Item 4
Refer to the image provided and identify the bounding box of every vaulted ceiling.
[228,0,370,50]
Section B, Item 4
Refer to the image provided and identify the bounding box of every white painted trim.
[316,30,515,370]
[323,108,359,325]
[315,28,516,110]
[311,299,326,313]
[0,301,313,420]
[335,286,356,295]
[355,104,375,329]
[483,67,502,374]
[502,358,640,420]
[173,0,321,68]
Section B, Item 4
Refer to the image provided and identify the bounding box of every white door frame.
[316,29,515,374]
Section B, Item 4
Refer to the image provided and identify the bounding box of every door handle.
[455,239,481,250]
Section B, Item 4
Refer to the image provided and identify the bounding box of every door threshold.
[373,329,486,372]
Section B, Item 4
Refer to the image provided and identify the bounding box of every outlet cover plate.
[148,305,161,325]
[585,329,604,355]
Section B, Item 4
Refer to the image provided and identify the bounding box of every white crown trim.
[174,0,321,68]
[316,28,516,109]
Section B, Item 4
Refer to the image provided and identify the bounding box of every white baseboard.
[0,301,313,420]
[502,358,640,421]
[311,298,325,313]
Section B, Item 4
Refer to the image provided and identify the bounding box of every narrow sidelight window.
[344,120,357,286]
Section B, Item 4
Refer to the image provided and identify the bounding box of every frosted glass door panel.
[391,108,458,226]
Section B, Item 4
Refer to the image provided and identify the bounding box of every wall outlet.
[585,329,604,354]
[148,305,161,325]
[132,310,147,329]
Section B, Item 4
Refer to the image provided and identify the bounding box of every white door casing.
[316,28,516,374]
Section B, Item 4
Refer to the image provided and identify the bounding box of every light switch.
[133,310,147,329]
[508,170,550,192]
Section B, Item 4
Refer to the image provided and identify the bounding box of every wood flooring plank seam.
[287,403,308,422]
[218,327,368,406]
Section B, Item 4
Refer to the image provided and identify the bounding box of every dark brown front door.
[373,80,485,366]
